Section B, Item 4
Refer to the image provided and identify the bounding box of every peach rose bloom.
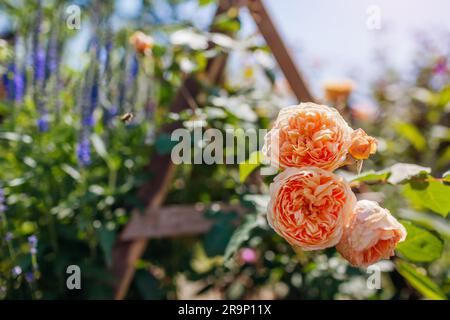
[349,128,377,160]
[337,200,406,268]
[129,31,154,53]
[323,79,355,104]
[263,103,353,171]
[267,167,356,250]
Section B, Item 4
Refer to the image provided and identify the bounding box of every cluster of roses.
[263,103,406,267]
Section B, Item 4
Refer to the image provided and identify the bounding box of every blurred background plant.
[0,0,449,300]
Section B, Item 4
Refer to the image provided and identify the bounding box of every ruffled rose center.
[274,173,346,245]
[278,110,346,168]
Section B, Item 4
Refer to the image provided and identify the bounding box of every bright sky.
[251,0,450,100]
[7,0,448,102]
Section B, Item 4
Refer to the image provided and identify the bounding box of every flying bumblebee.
[119,112,134,123]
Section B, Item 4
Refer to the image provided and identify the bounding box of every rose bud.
[129,31,154,54]
[349,128,377,160]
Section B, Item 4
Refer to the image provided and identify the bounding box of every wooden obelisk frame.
[111,0,314,299]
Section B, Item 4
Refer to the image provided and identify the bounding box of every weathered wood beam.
[123,203,247,240]
[246,0,314,102]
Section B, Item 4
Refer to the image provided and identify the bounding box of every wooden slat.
[123,203,246,240]
[246,0,314,102]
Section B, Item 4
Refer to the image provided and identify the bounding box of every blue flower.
[89,82,99,119]
[103,105,118,126]
[14,71,25,104]
[82,114,95,127]
[37,116,49,132]
[12,266,22,277]
[32,0,44,86]
[47,31,59,74]
[13,38,25,104]
[130,54,139,78]
[34,48,46,84]
[3,64,15,101]
[76,137,91,167]
[28,235,38,247]
[0,186,6,213]
[100,40,113,75]
[4,232,13,242]
[25,272,34,283]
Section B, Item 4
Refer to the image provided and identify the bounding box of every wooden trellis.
[111,0,314,300]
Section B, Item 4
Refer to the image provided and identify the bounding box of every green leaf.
[397,208,450,238]
[396,221,443,263]
[434,86,450,107]
[224,103,257,122]
[91,133,108,160]
[213,16,241,33]
[242,194,270,213]
[437,147,450,170]
[61,164,81,181]
[155,133,178,155]
[395,122,427,151]
[239,151,263,183]
[443,170,450,182]
[223,214,260,261]
[203,212,236,257]
[98,227,116,266]
[134,269,165,300]
[8,175,31,187]
[0,132,32,143]
[396,260,445,300]
[403,179,450,217]
[263,68,276,85]
[388,163,431,184]
[351,163,431,185]
[351,170,389,182]
[204,107,227,120]
[198,0,215,6]
[23,157,36,168]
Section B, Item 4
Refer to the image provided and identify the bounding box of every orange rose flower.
[129,31,154,54]
[337,200,406,268]
[267,167,356,250]
[323,79,355,104]
[263,102,353,171]
[349,128,377,160]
